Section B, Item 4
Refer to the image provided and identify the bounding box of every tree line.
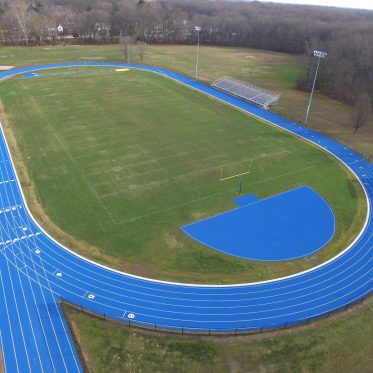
[0,0,372,117]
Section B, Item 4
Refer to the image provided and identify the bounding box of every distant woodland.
[1,0,373,106]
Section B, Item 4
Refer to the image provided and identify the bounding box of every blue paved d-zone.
[233,193,260,206]
[182,186,335,261]
[0,63,371,373]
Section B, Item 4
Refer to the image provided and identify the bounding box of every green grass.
[1,44,371,156]
[0,67,366,283]
[64,299,373,373]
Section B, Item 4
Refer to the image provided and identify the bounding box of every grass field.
[1,44,371,158]
[64,298,373,373]
[0,44,370,371]
[0,67,366,283]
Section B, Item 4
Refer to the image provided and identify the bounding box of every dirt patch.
[191,211,209,221]
[0,66,15,71]
[164,232,184,249]
[0,350,3,373]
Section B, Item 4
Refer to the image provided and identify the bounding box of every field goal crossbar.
[220,159,253,181]
[212,76,280,110]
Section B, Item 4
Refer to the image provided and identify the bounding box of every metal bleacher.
[212,76,279,110]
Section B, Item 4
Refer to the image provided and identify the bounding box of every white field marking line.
[218,149,290,181]
[6,230,371,317]
[53,132,116,226]
[0,179,15,185]
[125,282,373,325]
[220,167,252,181]
[0,270,21,373]
[6,249,44,372]
[86,148,221,183]
[0,65,371,288]
[16,193,80,372]
[12,202,371,305]
[0,162,53,372]
[158,71,371,278]
[43,253,373,313]
[49,292,82,373]
[50,274,372,326]
[71,140,144,158]
[1,161,370,304]
[0,148,69,372]
[5,238,371,317]
[0,233,32,371]
[23,251,71,373]
[96,156,230,198]
[111,165,315,223]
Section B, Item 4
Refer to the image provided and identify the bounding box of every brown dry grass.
[62,296,373,373]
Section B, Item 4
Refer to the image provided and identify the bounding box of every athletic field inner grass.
[0,67,366,283]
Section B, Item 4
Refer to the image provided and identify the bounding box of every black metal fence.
[60,291,372,337]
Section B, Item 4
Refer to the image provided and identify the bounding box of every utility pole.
[304,50,327,125]
[195,26,202,79]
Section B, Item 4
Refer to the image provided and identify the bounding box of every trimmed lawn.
[0,67,366,283]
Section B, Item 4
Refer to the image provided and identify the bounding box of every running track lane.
[0,63,371,373]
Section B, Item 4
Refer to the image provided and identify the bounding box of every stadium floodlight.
[304,50,327,125]
[195,26,202,79]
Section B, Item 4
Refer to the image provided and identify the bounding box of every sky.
[259,0,373,10]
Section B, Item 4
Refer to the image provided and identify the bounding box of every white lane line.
[0,68,370,291]
[0,270,20,373]
[0,164,46,372]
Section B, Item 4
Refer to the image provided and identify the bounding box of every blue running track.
[0,63,371,373]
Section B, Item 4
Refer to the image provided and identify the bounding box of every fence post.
[181,326,184,334]
[307,318,311,325]
[327,311,331,318]
[209,329,211,336]
[235,328,237,335]
[154,323,157,331]
[260,325,264,333]
[80,304,83,312]
[284,322,287,329]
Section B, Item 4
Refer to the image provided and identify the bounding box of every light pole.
[195,26,202,79]
[304,50,327,125]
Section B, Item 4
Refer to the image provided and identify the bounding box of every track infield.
[0,63,370,373]
[0,65,367,283]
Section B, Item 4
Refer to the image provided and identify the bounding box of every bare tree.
[10,0,30,45]
[135,41,147,62]
[120,35,134,64]
[0,0,372,113]
[28,11,47,45]
[352,93,371,134]
[1,12,20,46]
